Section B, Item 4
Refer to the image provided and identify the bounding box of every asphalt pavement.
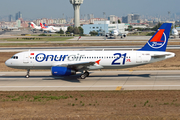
[0,70,180,91]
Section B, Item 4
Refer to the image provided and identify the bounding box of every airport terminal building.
[82,21,128,35]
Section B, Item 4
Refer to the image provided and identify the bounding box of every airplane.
[43,23,67,33]
[1,26,19,31]
[110,29,127,38]
[171,24,179,38]
[5,23,175,79]
[43,23,48,28]
[30,22,42,30]
[106,22,127,39]
[40,23,56,33]
[106,28,127,39]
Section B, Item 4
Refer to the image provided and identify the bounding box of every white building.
[82,20,128,35]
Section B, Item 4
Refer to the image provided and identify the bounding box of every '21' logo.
[112,53,127,65]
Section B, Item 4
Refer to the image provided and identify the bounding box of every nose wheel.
[25,69,30,78]
[80,71,89,79]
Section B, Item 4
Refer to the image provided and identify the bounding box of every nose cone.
[5,59,11,67]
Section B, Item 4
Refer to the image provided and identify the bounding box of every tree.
[152,22,162,31]
[89,31,98,36]
[67,26,74,33]
[112,22,116,24]
[118,20,121,23]
[78,26,84,35]
[66,26,84,35]
[128,25,133,29]
[59,29,64,34]
[73,27,80,34]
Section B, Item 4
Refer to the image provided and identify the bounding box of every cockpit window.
[11,56,18,59]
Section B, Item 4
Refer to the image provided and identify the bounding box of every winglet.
[138,23,172,52]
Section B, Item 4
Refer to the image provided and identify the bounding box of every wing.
[52,60,101,71]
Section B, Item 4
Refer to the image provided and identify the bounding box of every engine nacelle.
[51,66,76,76]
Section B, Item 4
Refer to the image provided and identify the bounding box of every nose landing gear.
[25,69,30,78]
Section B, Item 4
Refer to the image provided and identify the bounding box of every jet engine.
[51,66,76,76]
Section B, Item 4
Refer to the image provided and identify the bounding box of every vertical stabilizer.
[138,23,172,51]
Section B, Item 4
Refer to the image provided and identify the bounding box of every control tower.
[70,0,84,27]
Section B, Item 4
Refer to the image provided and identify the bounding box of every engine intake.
[51,66,76,76]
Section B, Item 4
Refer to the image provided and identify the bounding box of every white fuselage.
[111,29,119,36]
[41,26,56,33]
[33,26,41,30]
[5,50,175,70]
[30,23,42,30]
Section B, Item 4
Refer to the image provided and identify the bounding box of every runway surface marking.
[154,76,180,77]
[116,86,122,90]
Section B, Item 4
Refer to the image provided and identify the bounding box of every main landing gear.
[80,71,89,79]
[25,69,30,78]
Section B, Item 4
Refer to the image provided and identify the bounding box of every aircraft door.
[142,54,151,63]
[136,53,142,63]
[23,53,29,63]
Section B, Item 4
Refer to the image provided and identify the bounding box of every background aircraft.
[171,24,179,38]
[172,28,179,38]
[110,29,127,39]
[40,23,56,33]
[30,22,41,30]
[1,26,19,31]
[5,23,175,79]
[43,23,67,33]
[106,22,128,39]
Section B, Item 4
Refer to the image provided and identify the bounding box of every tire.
[85,72,89,77]
[80,74,86,79]
[25,75,29,78]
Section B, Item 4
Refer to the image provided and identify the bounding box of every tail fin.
[138,23,172,52]
[40,23,46,29]
[30,22,36,28]
[43,23,48,28]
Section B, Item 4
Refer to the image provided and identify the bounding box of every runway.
[0,70,180,91]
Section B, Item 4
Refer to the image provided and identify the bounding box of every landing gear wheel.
[80,71,90,79]
[25,75,29,78]
[25,69,30,78]
[80,74,86,79]
[84,72,89,77]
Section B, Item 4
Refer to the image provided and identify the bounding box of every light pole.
[103,12,106,40]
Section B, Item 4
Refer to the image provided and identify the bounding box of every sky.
[0,0,180,20]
